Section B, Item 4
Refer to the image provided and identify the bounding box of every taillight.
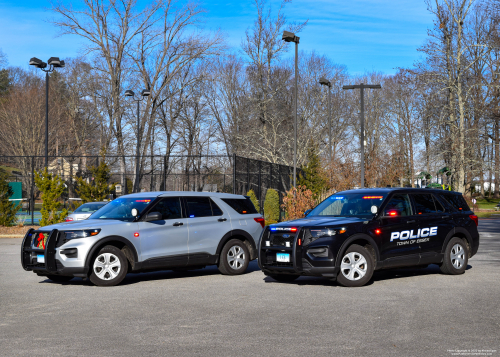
[469,215,478,227]
[65,217,73,222]
[254,217,265,228]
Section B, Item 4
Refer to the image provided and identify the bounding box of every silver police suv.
[21,192,265,286]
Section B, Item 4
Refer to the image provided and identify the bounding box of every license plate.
[37,254,45,263]
[276,253,290,263]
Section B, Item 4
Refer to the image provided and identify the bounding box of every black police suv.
[258,188,479,287]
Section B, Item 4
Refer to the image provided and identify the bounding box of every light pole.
[319,77,332,180]
[29,57,65,167]
[282,30,300,187]
[342,83,381,188]
[125,88,150,193]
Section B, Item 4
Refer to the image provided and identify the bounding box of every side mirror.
[371,205,378,214]
[131,208,138,217]
[304,209,312,216]
[145,211,162,222]
[384,209,401,217]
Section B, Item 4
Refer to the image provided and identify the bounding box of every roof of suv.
[338,188,461,195]
[118,191,246,199]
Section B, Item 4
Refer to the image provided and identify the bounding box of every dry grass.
[0,225,40,236]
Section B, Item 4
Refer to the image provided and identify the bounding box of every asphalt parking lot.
[1,221,499,357]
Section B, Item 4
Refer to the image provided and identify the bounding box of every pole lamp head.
[29,57,47,69]
[125,89,135,97]
[141,89,150,97]
[48,57,65,68]
[282,31,299,43]
[319,77,331,87]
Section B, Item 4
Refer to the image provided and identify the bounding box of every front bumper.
[21,228,89,277]
[258,228,338,278]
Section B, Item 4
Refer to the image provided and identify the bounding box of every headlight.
[63,229,101,239]
[309,229,336,238]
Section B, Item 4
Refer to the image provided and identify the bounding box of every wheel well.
[85,239,136,274]
[452,233,472,258]
[339,238,379,269]
[229,234,257,260]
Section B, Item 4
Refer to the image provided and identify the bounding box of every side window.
[221,198,258,214]
[437,194,456,212]
[412,194,437,214]
[153,197,182,220]
[210,199,223,216]
[185,197,214,218]
[383,194,412,216]
[446,194,470,212]
[433,195,445,212]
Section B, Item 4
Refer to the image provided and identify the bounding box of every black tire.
[218,239,250,275]
[46,275,74,283]
[336,244,374,287]
[440,237,469,275]
[89,245,128,286]
[267,274,299,282]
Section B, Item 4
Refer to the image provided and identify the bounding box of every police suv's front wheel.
[218,239,250,275]
[337,244,374,287]
[440,237,469,275]
[89,245,128,286]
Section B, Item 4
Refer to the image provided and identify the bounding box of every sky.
[0,0,435,75]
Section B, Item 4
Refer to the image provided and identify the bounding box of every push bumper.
[258,228,338,279]
[21,228,89,278]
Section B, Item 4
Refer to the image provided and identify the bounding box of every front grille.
[270,233,295,247]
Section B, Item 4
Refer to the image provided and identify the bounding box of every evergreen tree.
[264,189,280,223]
[34,168,68,226]
[246,189,260,212]
[75,160,115,203]
[298,144,328,199]
[0,169,18,226]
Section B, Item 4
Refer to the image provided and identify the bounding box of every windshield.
[74,203,106,213]
[88,198,153,222]
[309,193,387,218]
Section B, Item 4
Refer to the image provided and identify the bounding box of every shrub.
[264,189,280,222]
[246,189,260,212]
[297,143,329,199]
[34,168,68,227]
[0,169,18,226]
[281,185,316,221]
[75,160,115,203]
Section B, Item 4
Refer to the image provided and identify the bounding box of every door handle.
[218,218,227,222]
[173,222,183,226]
[442,216,451,219]
[406,220,416,224]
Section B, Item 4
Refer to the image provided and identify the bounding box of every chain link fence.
[1,154,299,225]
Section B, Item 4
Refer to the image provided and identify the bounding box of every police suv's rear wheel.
[89,245,128,286]
[337,244,374,287]
[218,239,250,275]
[440,237,469,275]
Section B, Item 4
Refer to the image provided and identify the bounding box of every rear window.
[439,194,470,212]
[222,198,258,214]
[185,197,223,217]
[412,194,437,214]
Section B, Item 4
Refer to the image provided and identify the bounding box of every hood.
[271,216,367,228]
[40,219,129,231]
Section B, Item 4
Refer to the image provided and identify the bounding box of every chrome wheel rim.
[93,253,121,281]
[450,243,465,269]
[227,245,245,270]
[341,252,368,281]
